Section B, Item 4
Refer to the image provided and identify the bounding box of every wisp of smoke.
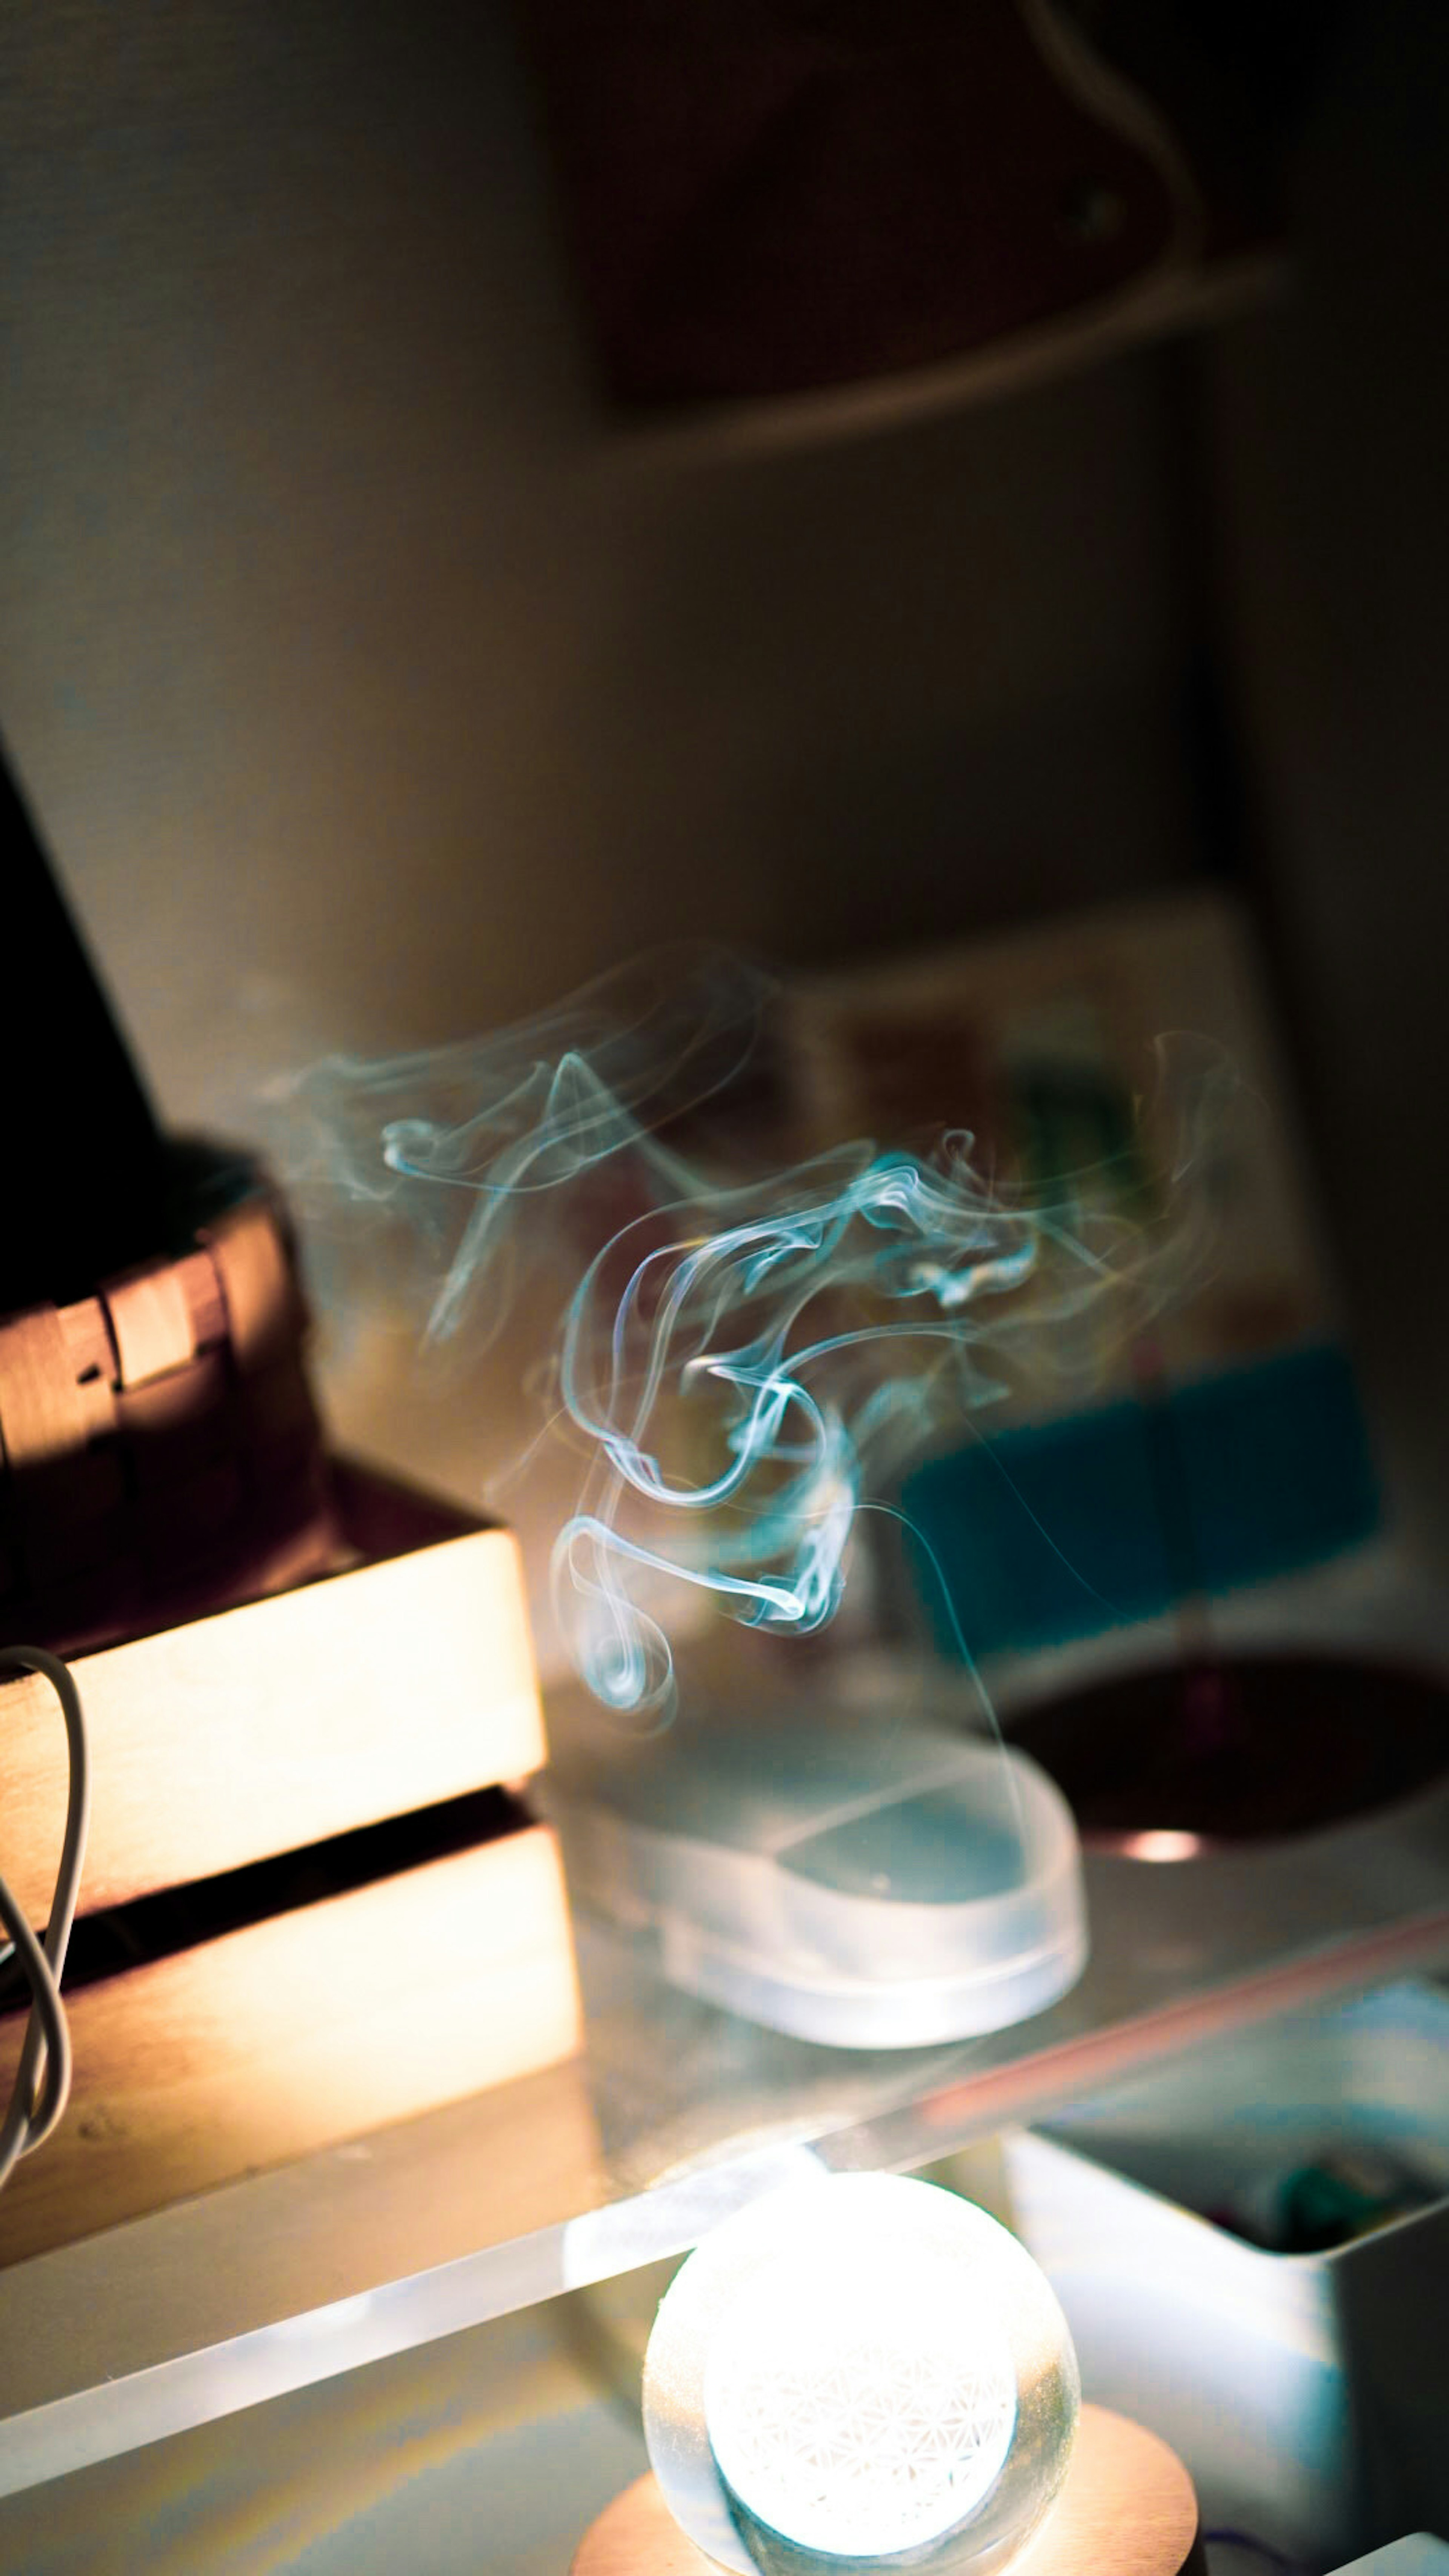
[284,947,1227,1716]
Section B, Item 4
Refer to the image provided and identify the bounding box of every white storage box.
[1000,1982,1449,2567]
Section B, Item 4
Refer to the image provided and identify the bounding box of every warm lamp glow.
[643,2173,1080,2576]
[705,2232,1017,2555]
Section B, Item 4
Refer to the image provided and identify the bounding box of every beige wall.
[11,2,1443,1582]
[2,0,1193,1134]
[1205,0,1449,1558]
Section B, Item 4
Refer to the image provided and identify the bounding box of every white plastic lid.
[544,1676,1087,2047]
[1329,2546,1449,2576]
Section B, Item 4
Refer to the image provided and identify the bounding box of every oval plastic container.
[543,1677,1087,2048]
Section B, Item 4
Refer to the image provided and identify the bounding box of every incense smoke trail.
[287,948,1220,1714]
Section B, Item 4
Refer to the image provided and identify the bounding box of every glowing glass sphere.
[643,2173,1080,2576]
[705,2234,1017,2555]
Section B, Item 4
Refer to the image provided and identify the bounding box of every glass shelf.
[2,1561,1446,2501]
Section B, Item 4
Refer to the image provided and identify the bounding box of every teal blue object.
[900,1344,1380,1662]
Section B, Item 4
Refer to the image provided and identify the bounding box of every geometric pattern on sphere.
[705,2241,1018,2559]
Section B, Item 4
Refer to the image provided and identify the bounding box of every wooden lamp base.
[571,2404,1207,2576]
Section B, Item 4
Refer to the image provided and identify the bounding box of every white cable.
[1020,0,1206,278]
[0,1645,90,2194]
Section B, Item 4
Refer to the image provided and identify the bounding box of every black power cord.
[0,1646,90,2192]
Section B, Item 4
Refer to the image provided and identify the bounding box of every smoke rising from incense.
[285,947,1226,1713]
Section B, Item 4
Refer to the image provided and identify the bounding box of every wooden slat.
[0,1822,581,2264]
[204,1203,296,1367]
[104,1267,196,1388]
[173,1249,227,1350]
[0,1313,88,1472]
[2,1518,545,1919]
[56,1298,117,1386]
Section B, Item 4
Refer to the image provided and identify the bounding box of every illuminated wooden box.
[0,1462,581,2267]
